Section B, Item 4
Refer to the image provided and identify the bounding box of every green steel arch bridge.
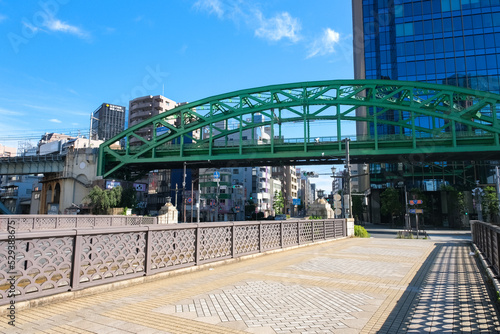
[98,79,500,179]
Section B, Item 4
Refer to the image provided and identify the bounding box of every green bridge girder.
[98,79,500,178]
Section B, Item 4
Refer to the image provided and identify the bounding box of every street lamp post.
[331,161,369,219]
[89,112,99,147]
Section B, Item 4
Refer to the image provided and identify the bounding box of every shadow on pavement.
[376,242,500,333]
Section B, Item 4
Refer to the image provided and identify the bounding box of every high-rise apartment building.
[91,103,125,142]
[353,0,500,224]
[128,95,178,146]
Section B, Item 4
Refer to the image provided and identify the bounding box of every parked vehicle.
[275,214,287,220]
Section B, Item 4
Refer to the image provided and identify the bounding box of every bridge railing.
[0,219,346,305]
[471,221,500,276]
[0,215,157,232]
[112,131,496,154]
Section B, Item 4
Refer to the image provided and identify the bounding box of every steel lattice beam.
[98,80,500,178]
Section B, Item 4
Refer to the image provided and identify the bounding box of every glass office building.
[352,0,500,223]
[354,0,500,137]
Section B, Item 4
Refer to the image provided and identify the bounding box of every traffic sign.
[187,197,192,204]
[334,208,342,216]
[334,201,342,209]
[292,198,301,205]
[409,200,423,205]
[213,171,220,178]
[334,194,341,201]
[409,209,423,214]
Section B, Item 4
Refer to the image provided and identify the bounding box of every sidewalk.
[1,237,498,333]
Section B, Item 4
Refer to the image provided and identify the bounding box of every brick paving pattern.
[1,237,499,333]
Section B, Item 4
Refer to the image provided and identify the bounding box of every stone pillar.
[157,198,179,224]
[346,218,355,237]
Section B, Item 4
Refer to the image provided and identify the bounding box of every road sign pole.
[416,214,419,239]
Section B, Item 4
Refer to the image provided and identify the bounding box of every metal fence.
[0,219,346,305]
[0,215,157,231]
[471,221,500,276]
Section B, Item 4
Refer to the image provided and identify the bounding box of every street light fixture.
[89,112,99,147]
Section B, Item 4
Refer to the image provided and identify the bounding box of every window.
[441,0,451,11]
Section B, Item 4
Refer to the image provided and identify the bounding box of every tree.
[352,195,364,222]
[483,186,499,223]
[85,186,123,214]
[272,190,285,215]
[245,199,256,220]
[380,187,402,227]
[120,187,137,209]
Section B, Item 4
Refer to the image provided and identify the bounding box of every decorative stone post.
[157,197,179,224]
[308,198,335,219]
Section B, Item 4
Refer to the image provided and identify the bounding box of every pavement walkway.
[1,236,499,333]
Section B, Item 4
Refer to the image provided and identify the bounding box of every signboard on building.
[292,198,301,205]
[133,183,147,192]
[156,126,168,136]
[47,204,59,215]
[106,180,121,189]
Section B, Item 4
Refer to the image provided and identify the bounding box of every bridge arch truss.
[98,80,500,178]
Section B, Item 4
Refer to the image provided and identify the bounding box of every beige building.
[128,95,178,146]
[39,141,102,214]
[0,144,16,157]
[272,165,298,215]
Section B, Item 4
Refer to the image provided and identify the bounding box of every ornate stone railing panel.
[0,219,346,305]
[234,225,259,255]
[0,215,159,231]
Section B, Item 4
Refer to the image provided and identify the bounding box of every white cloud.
[307,28,341,58]
[0,107,23,116]
[49,118,62,123]
[71,122,79,126]
[255,12,301,43]
[45,18,89,39]
[193,1,300,43]
[194,0,224,19]
[22,21,40,33]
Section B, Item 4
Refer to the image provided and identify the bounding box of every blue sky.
[0,0,355,191]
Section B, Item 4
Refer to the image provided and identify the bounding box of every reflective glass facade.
[356,0,500,136]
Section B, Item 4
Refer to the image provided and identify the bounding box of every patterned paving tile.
[287,257,412,279]
[167,280,374,333]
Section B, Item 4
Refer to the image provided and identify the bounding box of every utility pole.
[191,179,194,223]
[197,181,200,223]
[344,138,352,218]
[183,162,186,223]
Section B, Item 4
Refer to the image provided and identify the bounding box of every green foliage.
[85,186,123,215]
[120,187,137,208]
[380,187,402,226]
[354,225,370,238]
[272,190,285,214]
[396,231,414,239]
[352,195,364,221]
[245,200,256,218]
[309,215,322,220]
[483,186,499,223]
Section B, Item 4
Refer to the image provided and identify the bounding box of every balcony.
[0,190,18,198]
[130,102,153,110]
[129,110,154,121]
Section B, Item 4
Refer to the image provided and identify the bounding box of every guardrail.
[0,215,157,231]
[471,221,500,276]
[0,219,346,305]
